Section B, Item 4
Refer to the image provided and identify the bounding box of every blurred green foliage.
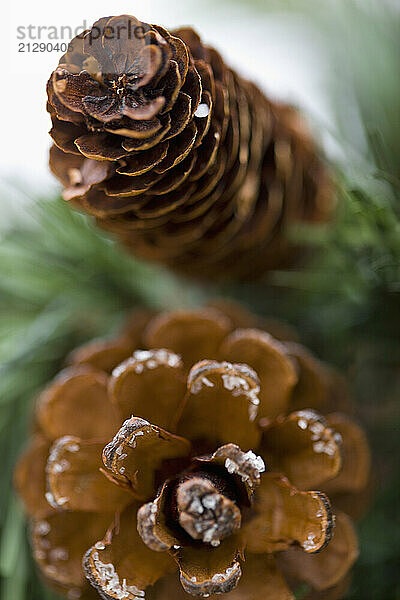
[1,0,399,598]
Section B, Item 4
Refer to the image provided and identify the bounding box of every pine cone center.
[176,475,242,546]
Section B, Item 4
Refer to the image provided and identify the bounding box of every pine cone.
[47,15,334,280]
[15,301,369,600]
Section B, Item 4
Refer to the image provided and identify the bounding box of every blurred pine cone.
[47,15,334,280]
[15,301,369,600]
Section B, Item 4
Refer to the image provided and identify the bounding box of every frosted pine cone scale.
[15,301,370,599]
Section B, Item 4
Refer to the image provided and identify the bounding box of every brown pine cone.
[15,301,369,600]
[47,15,334,280]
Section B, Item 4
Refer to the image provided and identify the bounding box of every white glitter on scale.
[221,374,248,393]
[225,451,265,487]
[112,350,182,378]
[195,103,210,118]
[302,533,318,552]
[191,376,215,394]
[36,521,51,535]
[313,440,337,456]
[221,374,260,421]
[50,547,69,561]
[211,564,240,583]
[67,442,80,452]
[295,412,341,456]
[92,551,145,599]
